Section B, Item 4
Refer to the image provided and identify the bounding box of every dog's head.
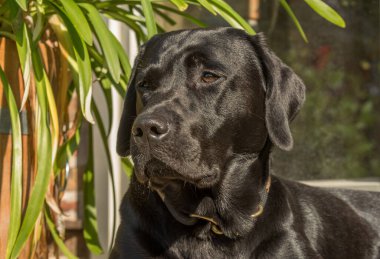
[117,28,305,189]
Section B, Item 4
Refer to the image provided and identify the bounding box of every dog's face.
[117,28,305,190]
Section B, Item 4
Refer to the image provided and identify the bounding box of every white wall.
[92,20,138,259]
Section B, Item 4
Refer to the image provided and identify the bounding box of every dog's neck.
[146,139,273,239]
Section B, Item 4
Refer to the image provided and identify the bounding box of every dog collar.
[153,175,271,236]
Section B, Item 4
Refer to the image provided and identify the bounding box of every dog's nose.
[132,116,169,142]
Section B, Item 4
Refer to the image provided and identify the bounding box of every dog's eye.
[201,71,219,84]
[137,81,151,90]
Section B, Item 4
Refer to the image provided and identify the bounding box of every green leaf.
[280,0,308,42]
[169,0,188,11]
[98,83,113,135]
[141,0,157,39]
[52,0,93,45]
[11,46,52,259]
[92,102,117,248]
[49,15,94,124]
[13,20,32,111]
[121,157,134,178]
[154,8,177,26]
[44,59,60,163]
[304,0,346,28]
[196,0,217,15]
[83,125,104,255]
[210,4,241,28]
[45,209,78,259]
[103,10,147,42]
[80,3,121,83]
[111,33,131,81]
[210,0,255,35]
[101,7,146,23]
[15,0,27,11]
[0,0,19,19]
[88,46,127,96]
[54,125,81,172]
[0,67,23,259]
[32,9,45,42]
[72,36,94,124]
[52,8,94,123]
[0,31,16,41]
[154,4,207,28]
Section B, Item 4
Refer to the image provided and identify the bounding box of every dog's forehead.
[140,28,251,67]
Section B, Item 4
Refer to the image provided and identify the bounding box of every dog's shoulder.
[265,176,380,258]
[274,175,380,217]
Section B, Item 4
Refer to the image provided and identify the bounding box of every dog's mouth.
[134,157,220,189]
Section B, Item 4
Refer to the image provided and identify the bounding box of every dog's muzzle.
[132,114,170,146]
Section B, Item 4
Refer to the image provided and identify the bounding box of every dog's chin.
[134,157,220,189]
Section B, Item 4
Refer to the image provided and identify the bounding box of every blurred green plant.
[273,49,379,180]
[0,0,345,257]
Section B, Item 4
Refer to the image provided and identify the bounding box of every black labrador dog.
[111,28,380,258]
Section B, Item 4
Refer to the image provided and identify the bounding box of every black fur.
[111,28,380,259]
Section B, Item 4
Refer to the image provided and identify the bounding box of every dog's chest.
[163,235,251,259]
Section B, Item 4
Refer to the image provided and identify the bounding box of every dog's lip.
[136,157,220,188]
[195,173,219,188]
[149,173,218,189]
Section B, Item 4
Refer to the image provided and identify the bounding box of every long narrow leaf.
[103,10,147,42]
[99,83,113,135]
[45,209,78,259]
[169,0,188,11]
[304,0,345,28]
[0,0,19,19]
[154,8,177,26]
[280,0,308,42]
[141,0,157,39]
[88,46,127,97]
[55,126,81,172]
[11,47,52,259]
[0,67,23,259]
[0,31,16,40]
[100,7,146,23]
[80,3,121,83]
[121,157,134,178]
[52,0,93,45]
[13,19,32,111]
[111,33,131,81]
[50,8,94,123]
[92,101,117,248]
[44,68,59,161]
[210,0,255,35]
[153,4,207,28]
[211,4,241,28]
[32,10,45,41]
[83,125,103,255]
[196,0,217,15]
[15,0,27,11]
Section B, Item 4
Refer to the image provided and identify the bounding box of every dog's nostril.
[151,126,160,136]
[149,123,169,138]
[134,127,144,137]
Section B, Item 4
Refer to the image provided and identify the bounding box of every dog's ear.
[116,48,145,156]
[251,33,305,151]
